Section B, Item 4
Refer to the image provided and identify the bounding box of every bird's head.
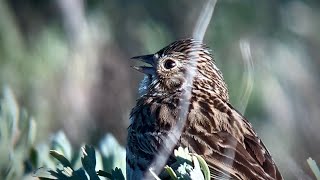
[131,38,229,101]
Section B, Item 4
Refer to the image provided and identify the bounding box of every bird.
[126,38,283,180]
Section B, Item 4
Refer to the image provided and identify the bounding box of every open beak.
[131,54,156,75]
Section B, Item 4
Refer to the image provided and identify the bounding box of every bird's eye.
[163,59,176,69]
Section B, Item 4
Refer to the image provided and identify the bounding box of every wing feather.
[181,99,283,180]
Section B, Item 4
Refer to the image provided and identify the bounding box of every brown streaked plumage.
[127,39,283,180]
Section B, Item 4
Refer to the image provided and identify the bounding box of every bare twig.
[144,0,218,179]
[238,39,254,114]
[193,0,218,41]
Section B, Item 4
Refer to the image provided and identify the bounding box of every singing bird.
[127,39,283,180]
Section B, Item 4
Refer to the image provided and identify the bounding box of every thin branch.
[238,39,254,114]
[192,0,218,42]
[144,1,218,179]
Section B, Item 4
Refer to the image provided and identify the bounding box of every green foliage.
[99,134,126,174]
[307,157,320,180]
[160,147,210,180]
[33,145,125,180]
[0,86,36,180]
[32,132,126,180]
[0,87,126,180]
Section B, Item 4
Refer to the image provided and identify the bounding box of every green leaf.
[33,167,58,179]
[111,167,125,180]
[162,147,210,180]
[164,165,177,180]
[2,86,19,143]
[307,157,320,180]
[72,168,90,180]
[97,168,125,180]
[33,151,89,180]
[193,154,210,180]
[27,118,37,146]
[50,150,73,169]
[174,147,192,163]
[99,133,126,172]
[15,110,36,156]
[33,143,56,169]
[50,131,72,161]
[97,170,112,179]
[81,145,100,180]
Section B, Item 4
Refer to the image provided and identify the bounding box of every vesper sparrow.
[127,39,283,180]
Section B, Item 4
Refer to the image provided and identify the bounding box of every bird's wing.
[182,98,283,180]
[229,104,283,180]
[182,130,271,180]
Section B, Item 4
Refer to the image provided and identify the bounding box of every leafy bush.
[0,87,127,180]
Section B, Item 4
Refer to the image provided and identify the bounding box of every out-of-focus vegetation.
[0,87,35,179]
[0,87,126,179]
[0,0,320,179]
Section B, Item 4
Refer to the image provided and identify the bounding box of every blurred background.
[0,0,319,179]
